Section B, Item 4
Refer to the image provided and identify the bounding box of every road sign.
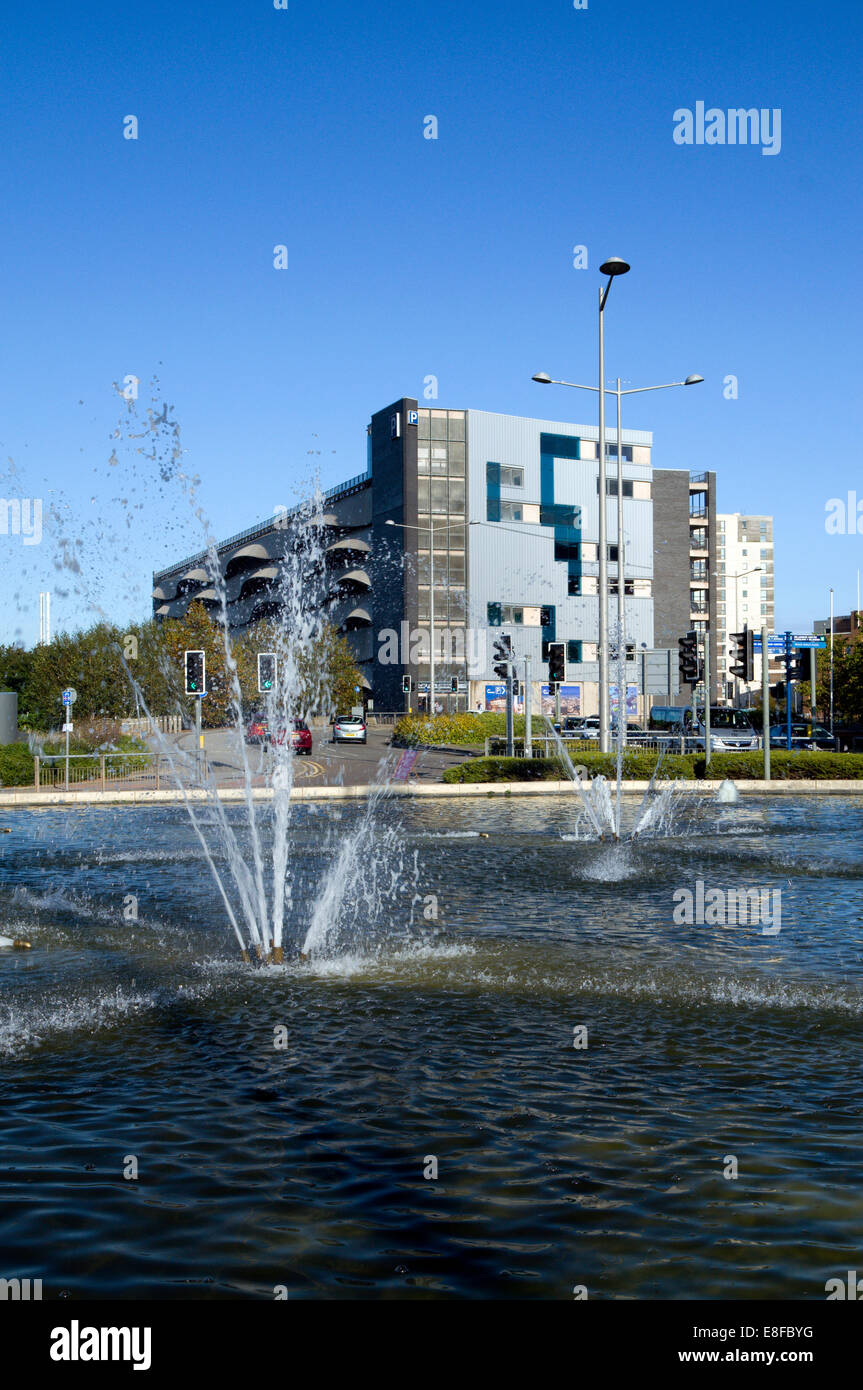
[62,722,73,733]
[753,634,826,652]
[61,687,77,705]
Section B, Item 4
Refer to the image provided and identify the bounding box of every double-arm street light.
[533,258,703,750]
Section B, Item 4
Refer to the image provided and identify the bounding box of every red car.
[246,716,269,745]
[272,718,313,755]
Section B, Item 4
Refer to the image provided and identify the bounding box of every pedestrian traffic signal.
[771,681,786,701]
[678,631,699,685]
[729,627,754,682]
[512,679,520,699]
[547,641,565,685]
[402,674,413,693]
[789,651,808,683]
[492,633,512,680]
[450,676,458,693]
[257,652,276,693]
[184,650,205,695]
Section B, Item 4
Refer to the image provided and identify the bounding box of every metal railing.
[35,752,165,791]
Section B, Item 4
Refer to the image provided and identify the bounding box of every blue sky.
[1,0,861,642]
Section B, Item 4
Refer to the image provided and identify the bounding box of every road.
[171,725,471,787]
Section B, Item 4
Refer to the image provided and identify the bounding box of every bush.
[443,757,565,783]
[394,712,539,747]
[440,749,863,784]
[442,752,697,783]
[698,751,863,780]
[0,742,35,787]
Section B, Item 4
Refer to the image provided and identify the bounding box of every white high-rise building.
[715,514,775,703]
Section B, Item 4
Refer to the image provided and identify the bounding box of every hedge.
[394,712,535,747]
[442,750,863,784]
[0,743,36,787]
[697,751,863,780]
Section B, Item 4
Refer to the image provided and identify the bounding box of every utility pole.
[524,656,532,758]
[761,624,771,781]
[505,663,514,757]
[784,630,793,751]
[703,644,711,769]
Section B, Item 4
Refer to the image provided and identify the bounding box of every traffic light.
[729,627,754,682]
[771,681,786,701]
[184,649,205,695]
[547,641,566,685]
[678,631,699,684]
[402,674,413,693]
[492,633,512,680]
[257,652,276,693]
[512,679,520,699]
[789,651,808,683]
[450,676,458,694]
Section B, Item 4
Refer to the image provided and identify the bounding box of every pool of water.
[1,793,862,1299]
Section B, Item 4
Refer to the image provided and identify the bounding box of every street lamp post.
[533,339,702,750]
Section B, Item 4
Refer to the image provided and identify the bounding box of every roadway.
[170,725,471,787]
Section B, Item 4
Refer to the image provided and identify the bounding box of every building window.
[597,478,634,497]
[500,466,523,487]
[567,640,582,663]
[567,575,581,596]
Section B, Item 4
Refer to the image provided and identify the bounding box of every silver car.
[332,716,367,745]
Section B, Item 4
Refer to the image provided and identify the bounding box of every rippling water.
[1,793,862,1299]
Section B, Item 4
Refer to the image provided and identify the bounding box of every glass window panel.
[448,553,465,584]
[448,442,465,464]
[431,446,447,459]
[418,411,431,439]
[430,480,448,512]
[448,479,466,512]
[447,415,465,441]
[447,453,465,476]
[417,454,429,473]
[417,478,429,511]
[430,417,447,440]
[446,525,466,549]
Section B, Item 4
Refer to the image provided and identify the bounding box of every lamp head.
[599,257,630,277]
[684,374,705,385]
[532,372,552,384]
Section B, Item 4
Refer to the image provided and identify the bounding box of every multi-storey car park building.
[152,396,725,716]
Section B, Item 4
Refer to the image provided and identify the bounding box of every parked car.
[769,723,836,752]
[332,715,367,745]
[246,715,269,745]
[272,718,313,755]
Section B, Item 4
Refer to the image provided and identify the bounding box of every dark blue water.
[1,794,862,1299]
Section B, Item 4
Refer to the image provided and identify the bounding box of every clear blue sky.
[1,0,861,642]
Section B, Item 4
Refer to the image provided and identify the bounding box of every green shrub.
[698,751,863,780]
[442,752,697,784]
[443,757,564,783]
[394,712,536,747]
[0,742,35,787]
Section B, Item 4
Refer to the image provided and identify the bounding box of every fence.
[119,715,183,736]
[35,752,166,791]
[483,733,724,758]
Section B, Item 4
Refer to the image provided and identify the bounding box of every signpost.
[61,687,77,791]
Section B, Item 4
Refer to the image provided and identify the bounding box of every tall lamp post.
[385,517,473,714]
[533,361,703,748]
